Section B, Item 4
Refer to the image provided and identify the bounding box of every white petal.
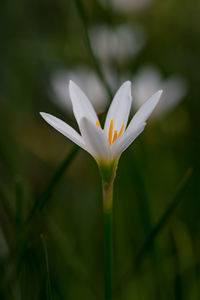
[104,81,132,136]
[110,90,162,158]
[79,117,111,161]
[40,112,87,151]
[111,122,146,158]
[69,80,99,129]
[129,90,162,130]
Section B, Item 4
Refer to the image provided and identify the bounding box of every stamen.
[112,130,118,143]
[118,124,124,137]
[108,119,113,146]
[96,121,100,127]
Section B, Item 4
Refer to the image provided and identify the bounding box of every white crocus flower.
[90,24,146,64]
[132,66,187,117]
[40,81,162,166]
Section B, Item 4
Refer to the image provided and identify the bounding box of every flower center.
[96,120,124,146]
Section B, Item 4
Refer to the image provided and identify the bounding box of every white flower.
[132,65,187,117]
[41,81,162,164]
[90,24,146,64]
[51,68,108,115]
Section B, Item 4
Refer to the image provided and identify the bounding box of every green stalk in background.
[41,234,52,300]
[74,0,113,101]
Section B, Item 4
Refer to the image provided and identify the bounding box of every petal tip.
[151,89,163,105]
[69,80,80,92]
[40,112,48,118]
[123,80,132,88]
[69,80,84,98]
[154,89,163,104]
[69,79,75,88]
[40,112,55,123]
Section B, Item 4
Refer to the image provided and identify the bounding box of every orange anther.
[112,130,118,143]
[108,119,113,146]
[118,124,124,137]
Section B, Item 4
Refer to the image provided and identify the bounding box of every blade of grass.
[169,232,183,300]
[41,234,52,300]
[39,145,79,210]
[27,145,79,222]
[135,167,193,267]
[74,0,113,101]
[116,167,194,291]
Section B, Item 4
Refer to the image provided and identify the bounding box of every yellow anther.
[112,130,118,143]
[96,121,100,127]
[108,119,114,146]
[118,124,124,138]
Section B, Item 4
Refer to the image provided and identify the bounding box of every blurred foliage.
[0,0,200,299]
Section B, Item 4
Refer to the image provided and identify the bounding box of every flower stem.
[103,182,113,300]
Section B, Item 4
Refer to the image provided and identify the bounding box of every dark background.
[0,0,200,299]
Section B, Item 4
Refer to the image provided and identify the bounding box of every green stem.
[103,182,113,300]
[41,234,52,300]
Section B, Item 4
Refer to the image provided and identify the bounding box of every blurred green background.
[0,0,200,299]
